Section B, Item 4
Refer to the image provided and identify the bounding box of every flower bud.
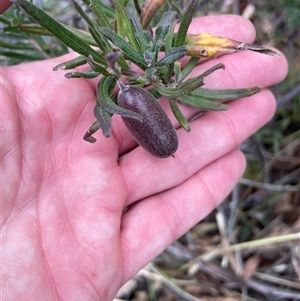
[140,0,166,29]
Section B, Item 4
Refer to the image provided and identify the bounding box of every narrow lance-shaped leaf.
[18,23,98,46]
[151,12,173,61]
[0,40,34,51]
[181,56,199,80]
[157,63,225,97]
[99,27,147,69]
[130,14,148,53]
[111,0,140,51]
[97,76,143,120]
[169,98,190,132]
[185,32,280,58]
[179,95,229,111]
[73,0,97,29]
[174,0,199,47]
[156,46,188,66]
[12,0,106,65]
[144,51,155,66]
[168,0,182,17]
[87,55,111,75]
[65,70,101,79]
[90,0,111,28]
[90,0,115,20]
[179,63,225,92]
[174,61,182,84]
[163,19,177,82]
[89,26,111,54]
[94,102,112,138]
[194,86,263,101]
[17,23,51,36]
[72,0,111,53]
[53,55,87,71]
[83,121,100,143]
[105,52,122,77]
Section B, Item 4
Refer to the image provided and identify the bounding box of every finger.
[185,15,256,40]
[120,88,276,205]
[1,78,21,226]
[190,47,287,89]
[120,148,246,281]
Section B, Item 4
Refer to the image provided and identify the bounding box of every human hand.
[1,15,287,300]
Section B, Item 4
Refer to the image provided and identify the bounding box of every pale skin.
[1,6,288,301]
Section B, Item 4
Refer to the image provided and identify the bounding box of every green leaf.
[94,102,112,138]
[174,61,182,83]
[65,70,101,79]
[99,27,147,69]
[17,23,98,46]
[83,121,100,143]
[143,30,153,44]
[156,46,188,66]
[97,76,143,120]
[0,50,44,61]
[89,26,111,54]
[174,0,199,47]
[17,23,51,36]
[95,0,116,19]
[179,95,229,111]
[73,0,97,29]
[0,39,35,50]
[130,14,148,53]
[151,12,174,61]
[168,0,183,17]
[90,0,112,28]
[181,56,199,80]
[87,55,111,75]
[169,98,190,131]
[72,1,111,53]
[12,0,106,65]
[111,0,139,51]
[145,67,157,77]
[53,55,87,71]
[194,86,263,101]
[164,19,177,53]
[163,19,177,82]
[144,50,155,66]
[157,63,225,97]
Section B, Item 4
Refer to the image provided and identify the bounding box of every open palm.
[1,16,287,301]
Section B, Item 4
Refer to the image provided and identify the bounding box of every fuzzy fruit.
[118,86,178,158]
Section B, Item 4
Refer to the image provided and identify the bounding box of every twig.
[146,264,204,301]
[246,278,300,300]
[239,177,299,192]
[227,185,240,237]
[276,84,300,108]
[191,262,300,300]
[184,233,300,275]
[253,271,300,290]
